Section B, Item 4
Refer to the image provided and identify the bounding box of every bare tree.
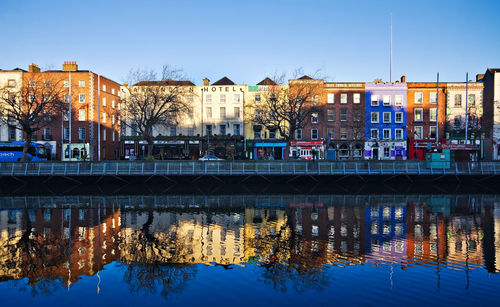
[247,69,323,159]
[0,73,66,161]
[121,67,193,158]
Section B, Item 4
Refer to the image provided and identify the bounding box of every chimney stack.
[476,74,484,82]
[62,61,78,72]
[28,63,40,73]
[203,78,210,86]
[400,75,406,83]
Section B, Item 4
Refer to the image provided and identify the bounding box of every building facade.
[481,69,500,160]
[444,82,484,161]
[406,82,447,160]
[322,82,365,160]
[0,69,24,143]
[364,80,407,160]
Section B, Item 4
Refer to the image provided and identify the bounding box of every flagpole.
[465,72,469,143]
[390,13,393,83]
[436,72,439,146]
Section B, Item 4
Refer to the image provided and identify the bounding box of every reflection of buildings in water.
[0,207,121,287]
[244,208,290,264]
[364,205,407,263]
[0,210,24,280]
[447,215,484,268]
[119,210,245,265]
[406,202,447,266]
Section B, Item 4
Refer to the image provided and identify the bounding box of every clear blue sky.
[1,0,498,84]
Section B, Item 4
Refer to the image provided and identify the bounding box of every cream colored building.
[199,77,245,137]
[445,82,484,140]
[0,69,24,142]
[120,80,201,137]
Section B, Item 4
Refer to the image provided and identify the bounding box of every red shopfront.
[290,141,325,160]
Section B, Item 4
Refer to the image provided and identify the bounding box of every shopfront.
[290,141,324,160]
[364,141,407,160]
[252,141,287,160]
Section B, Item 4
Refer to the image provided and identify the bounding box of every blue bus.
[0,142,49,162]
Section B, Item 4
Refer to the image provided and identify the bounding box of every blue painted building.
[364,80,408,160]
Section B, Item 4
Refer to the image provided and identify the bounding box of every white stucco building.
[0,69,24,142]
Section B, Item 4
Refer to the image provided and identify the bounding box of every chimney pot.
[203,78,210,86]
[401,75,406,83]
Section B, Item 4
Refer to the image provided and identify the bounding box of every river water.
[0,194,499,306]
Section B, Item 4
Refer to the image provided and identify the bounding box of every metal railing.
[0,161,499,177]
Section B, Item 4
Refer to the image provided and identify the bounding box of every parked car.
[199,156,224,161]
[288,156,303,160]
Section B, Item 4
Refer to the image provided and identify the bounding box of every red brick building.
[406,82,446,160]
[24,62,121,160]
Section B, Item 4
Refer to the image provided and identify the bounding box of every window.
[311,129,318,140]
[430,92,437,104]
[8,79,16,87]
[78,109,86,121]
[64,128,69,140]
[131,123,138,136]
[340,127,347,139]
[206,107,212,119]
[206,125,213,135]
[43,128,51,140]
[254,130,261,139]
[78,128,86,141]
[383,95,391,106]
[454,117,461,128]
[220,94,226,103]
[233,94,240,103]
[170,126,176,136]
[102,112,107,123]
[220,107,226,119]
[296,129,302,140]
[395,112,403,123]
[370,129,378,139]
[102,97,106,106]
[371,95,379,106]
[414,92,423,104]
[64,94,70,103]
[414,126,423,139]
[112,130,116,141]
[79,80,85,87]
[353,109,362,121]
[468,94,475,106]
[353,93,360,104]
[64,80,70,87]
[327,93,334,104]
[312,95,319,105]
[311,112,319,124]
[255,94,261,102]
[103,128,106,141]
[233,124,241,135]
[102,85,106,91]
[383,112,391,123]
[112,115,115,125]
[395,129,403,139]
[327,128,334,139]
[414,108,423,121]
[219,124,226,135]
[206,94,212,103]
[383,129,391,139]
[429,108,437,122]
[187,128,194,136]
[112,100,115,109]
[79,94,85,103]
[395,95,403,106]
[327,109,335,121]
[371,112,379,123]
[340,108,348,121]
[384,147,390,158]
[187,94,194,102]
[340,93,347,104]
[454,94,462,107]
[234,107,240,118]
[429,126,436,138]
[29,80,36,87]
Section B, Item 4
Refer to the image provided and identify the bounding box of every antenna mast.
[390,13,393,82]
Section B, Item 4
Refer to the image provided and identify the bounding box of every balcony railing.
[0,161,499,177]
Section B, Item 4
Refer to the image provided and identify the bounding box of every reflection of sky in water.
[0,195,499,306]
